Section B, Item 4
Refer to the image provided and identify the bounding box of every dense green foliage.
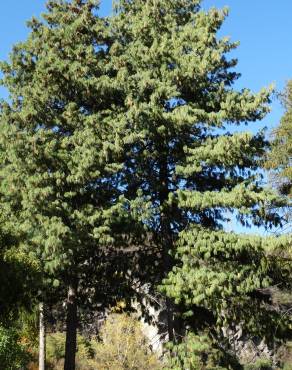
[0,0,126,296]
[266,81,292,198]
[0,0,132,366]
[165,332,231,370]
[0,248,40,322]
[0,0,291,369]
[0,326,31,369]
[108,0,290,363]
[265,80,292,236]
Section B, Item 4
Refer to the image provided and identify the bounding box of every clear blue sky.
[0,1,291,234]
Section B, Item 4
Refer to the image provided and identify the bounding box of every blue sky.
[0,0,291,234]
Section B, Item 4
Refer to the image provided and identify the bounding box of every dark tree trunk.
[158,150,175,343]
[64,284,78,370]
[161,216,175,343]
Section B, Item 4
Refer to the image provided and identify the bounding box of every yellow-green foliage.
[244,358,273,370]
[44,314,162,370]
[0,326,31,370]
[46,332,95,370]
[92,313,162,370]
[278,341,292,370]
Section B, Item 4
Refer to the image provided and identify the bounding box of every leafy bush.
[93,313,162,370]
[45,314,162,369]
[278,341,292,370]
[46,332,66,362]
[244,358,273,370]
[46,332,95,369]
[164,332,238,370]
[0,326,31,369]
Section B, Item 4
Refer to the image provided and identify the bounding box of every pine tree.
[264,82,292,366]
[109,0,290,361]
[1,0,290,367]
[266,80,292,199]
[265,80,292,236]
[0,1,127,368]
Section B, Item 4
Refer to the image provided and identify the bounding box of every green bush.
[164,332,230,370]
[244,358,273,370]
[0,326,31,370]
[46,332,96,369]
[278,341,292,370]
[46,332,66,362]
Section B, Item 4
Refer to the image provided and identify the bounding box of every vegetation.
[0,326,31,370]
[165,332,232,370]
[266,80,292,199]
[109,0,291,366]
[0,0,130,367]
[93,314,162,370]
[26,314,162,369]
[0,0,290,369]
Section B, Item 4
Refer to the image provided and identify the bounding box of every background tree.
[162,231,292,368]
[264,80,292,368]
[0,238,40,323]
[265,80,292,236]
[266,80,292,199]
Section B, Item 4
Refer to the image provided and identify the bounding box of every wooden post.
[39,302,46,370]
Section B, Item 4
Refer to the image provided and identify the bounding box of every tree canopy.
[0,1,291,369]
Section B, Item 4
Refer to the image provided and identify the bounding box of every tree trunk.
[158,151,175,343]
[39,302,46,370]
[162,223,175,343]
[64,284,78,370]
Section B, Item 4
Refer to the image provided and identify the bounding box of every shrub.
[0,326,31,369]
[34,314,162,369]
[244,358,273,370]
[164,332,230,370]
[46,332,95,369]
[93,313,162,370]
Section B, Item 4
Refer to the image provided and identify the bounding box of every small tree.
[94,313,162,370]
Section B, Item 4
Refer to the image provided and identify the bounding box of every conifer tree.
[0,1,127,368]
[1,0,290,368]
[266,80,292,235]
[109,0,289,360]
[266,80,292,199]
